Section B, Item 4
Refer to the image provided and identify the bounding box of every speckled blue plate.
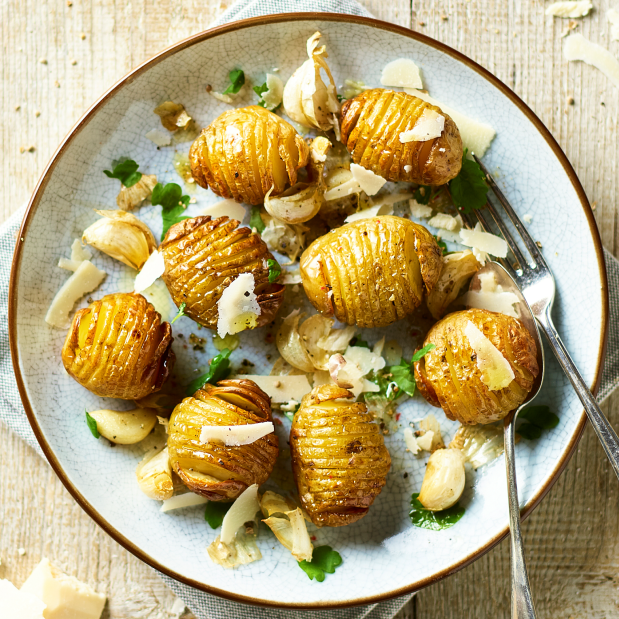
[9,13,608,609]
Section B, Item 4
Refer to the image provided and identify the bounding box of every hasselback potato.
[168,379,279,500]
[290,383,391,527]
[300,215,442,328]
[161,215,285,330]
[340,88,463,186]
[189,105,310,205]
[61,292,174,399]
[414,308,539,424]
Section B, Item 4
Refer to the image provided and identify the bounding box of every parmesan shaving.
[145,129,172,147]
[220,484,260,545]
[160,493,209,512]
[350,163,387,196]
[323,177,362,201]
[261,73,285,111]
[403,427,420,455]
[45,260,106,329]
[460,224,508,258]
[0,578,46,617]
[400,109,445,143]
[546,1,592,18]
[201,199,247,223]
[409,199,433,219]
[58,257,81,272]
[344,202,393,223]
[462,271,520,318]
[70,238,92,262]
[230,374,312,403]
[564,34,619,90]
[428,213,462,232]
[608,8,619,41]
[381,58,423,89]
[464,321,515,391]
[416,430,434,452]
[134,250,165,294]
[199,422,274,446]
[216,273,261,338]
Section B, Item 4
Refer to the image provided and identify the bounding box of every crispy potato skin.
[414,308,539,424]
[160,215,285,329]
[189,105,310,205]
[290,384,391,527]
[340,88,463,186]
[168,379,279,501]
[61,292,174,399]
[300,216,442,328]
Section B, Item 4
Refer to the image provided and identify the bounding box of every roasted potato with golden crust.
[340,88,463,186]
[61,292,174,400]
[189,106,310,205]
[290,383,391,527]
[168,379,279,501]
[300,215,442,328]
[414,308,539,424]
[160,215,285,330]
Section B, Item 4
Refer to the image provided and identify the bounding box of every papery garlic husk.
[283,31,340,135]
[261,212,308,264]
[276,309,315,373]
[116,174,158,211]
[154,101,193,132]
[136,446,174,500]
[418,448,465,511]
[82,210,157,270]
[264,137,332,225]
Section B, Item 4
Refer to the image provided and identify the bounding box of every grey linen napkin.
[1,1,618,616]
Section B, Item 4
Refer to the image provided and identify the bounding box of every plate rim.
[8,11,609,609]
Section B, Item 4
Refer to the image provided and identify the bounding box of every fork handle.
[538,313,619,480]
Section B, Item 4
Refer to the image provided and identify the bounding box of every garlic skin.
[154,101,192,131]
[82,210,157,270]
[282,32,340,135]
[136,447,173,500]
[418,448,466,511]
[117,174,157,211]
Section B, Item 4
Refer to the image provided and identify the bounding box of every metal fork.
[461,155,619,618]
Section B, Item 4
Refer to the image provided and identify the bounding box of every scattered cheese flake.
[220,484,260,545]
[230,374,312,403]
[20,558,106,619]
[400,109,445,142]
[428,213,461,232]
[460,224,508,258]
[18,548,26,556]
[161,493,209,512]
[404,89,496,156]
[208,90,235,104]
[45,260,106,329]
[344,202,394,223]
[199,422,275,446]
[404,165,413,173]
[381,58,423,89]
[343,344,386,376]
[58,257,81,272]
[350,163,387,196]
[70,239,92,262]
[134,250,165,294]
[403,427,420,455]
[523,213,532,224]
[0,578,46,617]
[564,34,619,90]
[261,73,285,110]
[464,321,515,390]
[462,270,520,318]
[323,177,362,202]
[409,199,433,219]
[416,430,434,452]
[216,273,261,338]
[546,1,592,18]
[145,129,172,147]
[608,8,619,41]
[201,199,247,223]
[282,268,302,285]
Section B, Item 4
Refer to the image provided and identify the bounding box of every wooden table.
[1,1,618,617]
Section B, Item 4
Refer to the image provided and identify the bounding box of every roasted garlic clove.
[189,106,309,205]
[340,88,463,186]
[290,383,391,527]
[418,448,465,511]
[300,215,442,328]
[82,210,157,270]
[116,174,158,211]
[136,447,174,500]
[61,292,175,399]
[168,379,279,501]
[160,215,284,330]
[414,308,539,424]
[88,408,158,444]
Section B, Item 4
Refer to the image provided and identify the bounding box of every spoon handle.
[505,416,537,619]
[538,312,619,481]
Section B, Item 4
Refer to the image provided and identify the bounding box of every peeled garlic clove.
[116,174,158,211]
[418,448,465,511]
[283,32,340,134]
[82,210,157,270]
[88,408,158,444]
[136,447,173,500]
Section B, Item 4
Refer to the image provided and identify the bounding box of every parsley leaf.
[267,258,281,283]
[250,206,266,234]
[171,302,186,325]
[385,344,436,399]
[449,149,489,214]
[151,182,191,241]
[517,405,559,440]
[103,158,142,188]
[204,501,232,529]
[223,69,245,95]
[413,185,432,205]
[410,493,465,530]
[186,348,232,396]
[253,82,269,107]
[434,235,447,253]
[349,336,370,349]
[298,546,343,582]
[411,343,437,363]
[85,410,100,439]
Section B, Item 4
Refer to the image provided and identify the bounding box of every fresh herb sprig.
[204,501,232,529]
[380,344,437,400]
[517,405,559,440]
[253,82,269,107]
[449,149,489,214]
[267,258,281,283]
[85,410,100,439]
[103,158,142,188]
[250,206,266,234]
[170,302,187,325]
[186,348,232,396]
[223,69,245,95]
[409,493,465,531]
[298,546,343,582]
[151,182,191,241]
[349,337,370,349]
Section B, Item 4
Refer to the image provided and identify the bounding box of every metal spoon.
[470,262,545,619]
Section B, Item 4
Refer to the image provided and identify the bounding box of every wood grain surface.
[1,1,618,617]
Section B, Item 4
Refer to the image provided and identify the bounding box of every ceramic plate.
[9,14,608,608]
